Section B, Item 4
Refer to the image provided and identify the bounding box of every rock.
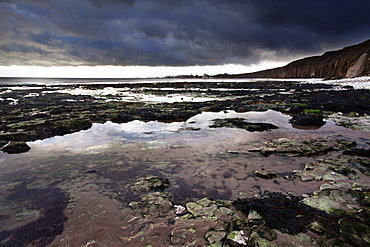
[302,190,348,213]
[249,138,355,157]
[301,175,315,182]
[317,158,359,179]
[308,220,328,235]
[227,230,248,246]
[130,175,170,192]
[186,201,218,219]
[301,161,329,181]
[2,141,31,154]
[170,227,197,245]
[322,172,348,181]
[219,207,234,216]
[185,197,231,220]
[255,169,277,179]
[286,170,303,180]
[197,197,214,207]
[186,202,204,218]
[336,139,357,148]
[171,127,201,133]
[319,182,352,191]
[252,225,277,241]
[209,118,278,132]
[329,113,370,131]
[110,112,134,123]
[180,197,247,246]
[304,161,317,171]
[174,205,186,216]
[205,230,227,245]
[289,113,325,127]
[85,169,97,174]
[249,231,278,247]
[248,210,263,221]
[128,192,173,217]
[0,140,8,147]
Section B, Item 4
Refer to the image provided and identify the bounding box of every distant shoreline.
[0,76,369,89]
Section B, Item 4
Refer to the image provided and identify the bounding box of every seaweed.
[232,191,335,235]
[0,182,69,247]
[343,148,370,158]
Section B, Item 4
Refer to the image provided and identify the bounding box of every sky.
[0,0,370,78]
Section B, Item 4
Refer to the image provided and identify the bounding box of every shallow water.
[0,110,369,246]
[1,110,368,201]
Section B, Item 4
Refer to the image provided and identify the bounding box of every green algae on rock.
[130,176,170,192]
[129,192,173,218]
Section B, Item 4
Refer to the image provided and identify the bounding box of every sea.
[0,76,369,89]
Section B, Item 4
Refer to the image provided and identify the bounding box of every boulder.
[289,114,325,127]
[210,118,278,132]
[2,141,31,154]
[227,230,249,246]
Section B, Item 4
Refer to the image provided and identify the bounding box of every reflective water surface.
[0,110,369,246]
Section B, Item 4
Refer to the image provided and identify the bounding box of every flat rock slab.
[248,137,356,157]
[289,113,325,127]
[129,192,173,217]
[255,169,277,179]
[209,118,279,132]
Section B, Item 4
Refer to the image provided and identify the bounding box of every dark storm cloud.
[1,0,370,67]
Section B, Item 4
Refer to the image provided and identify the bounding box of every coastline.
[0,78,369,246]
[1,76,370,88]
[1,78,369,142]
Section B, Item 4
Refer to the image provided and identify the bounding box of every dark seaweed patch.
[232,191,335,235]
[343,148,370,158]
[0,182,69,247]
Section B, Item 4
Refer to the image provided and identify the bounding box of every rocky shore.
[0,79,370,246]
[0,80,369,144]
[121,134,370,246]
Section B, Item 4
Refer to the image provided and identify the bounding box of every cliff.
[231,39,370,78]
